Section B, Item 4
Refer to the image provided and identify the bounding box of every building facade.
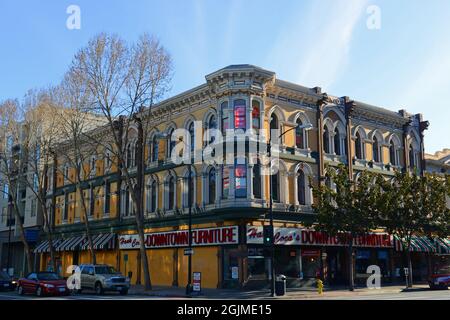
[33,65,447,289]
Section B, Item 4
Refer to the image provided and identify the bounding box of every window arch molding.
[147,129,161,164]
[368,129,385,163]
[183,115,198,154]
[351,126,368,160]
[165,123,178,159]
[291,162,313,206]
[290,111,312,150]
[323,118,334,154]
[387,133,402,166]
[267,105,286,144]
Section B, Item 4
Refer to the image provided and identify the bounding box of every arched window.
[188,122,195,152]
[355,132,363,159]
[126,144,133,168]
[234,99,246,130]
[168,176,175,210]
[124,187,131,216]
[297,170,306,205]
[252,100,260,130]
[235,159,247,198]
[323,126,330,154]
[147,179,157,213]
[208,167,216,205]
[206,114,217,145]
[334,128,341,155]
[296,118,304,149]
[252,160,262,199]
[221,101,229,133]
[270,113,279,142]
[372,136,380,162]
[133,142,139,167]
[271,171,280,203]
[389,140,397,165]
[151,180,157,212]
[151,136,159,162]
[167,128,175,158]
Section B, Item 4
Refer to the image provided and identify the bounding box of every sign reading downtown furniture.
[119,226,239,250]
[246,226,393,247]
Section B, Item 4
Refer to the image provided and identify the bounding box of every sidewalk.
[128,284,431,299]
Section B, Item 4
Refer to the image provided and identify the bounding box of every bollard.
[316,279,324,295]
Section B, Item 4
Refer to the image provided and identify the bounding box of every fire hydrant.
[316,279,324,295]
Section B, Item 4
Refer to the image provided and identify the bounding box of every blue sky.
[0,0,449,153]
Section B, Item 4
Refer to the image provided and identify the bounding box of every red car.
[17,272,70,297]
[429,265,450,290]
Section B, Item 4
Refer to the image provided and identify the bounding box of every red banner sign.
[119,226,239,249]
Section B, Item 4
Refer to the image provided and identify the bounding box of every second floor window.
[372,136,380,162]
[355,132,363,160]
[221,101,229,132]
[222,166,230,199]
[252,100,260,130]
[151,136,159,162]
[323,126,331,154]
[389,140,397,166]
[296,119,305,149]
[234,99,246,130]
[208,167,216,205]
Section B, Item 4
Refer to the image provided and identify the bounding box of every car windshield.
[0,271,10,280]
[95,266,117,274]
[436,266,450,275]
[37,272,61,280]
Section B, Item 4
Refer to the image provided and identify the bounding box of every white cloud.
[395,41,450,153]
[266,0,369,89]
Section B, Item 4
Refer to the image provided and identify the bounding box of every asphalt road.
[0,288,448,300]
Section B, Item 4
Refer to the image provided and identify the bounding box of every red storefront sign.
[119,226,239,249]
[246,226,393,248]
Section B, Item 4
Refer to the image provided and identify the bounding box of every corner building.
[36,65,441,289]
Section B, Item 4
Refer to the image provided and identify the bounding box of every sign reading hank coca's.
[119,226,239,249]
[246,226,393,247]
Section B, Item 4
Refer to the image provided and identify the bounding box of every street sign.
[193,272,201,292]
[184,248,194,256]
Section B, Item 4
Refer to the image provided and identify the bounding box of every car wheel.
[17,286,24,295]
[119,288,128,295]
[95,282,104,295]
[36,286,43,297]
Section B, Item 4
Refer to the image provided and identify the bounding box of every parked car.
[0,271,16,291]
[78,264,130,295]
[17,272,70,297]
[428,265,450,289]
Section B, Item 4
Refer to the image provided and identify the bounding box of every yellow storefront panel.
[177,246,219,289]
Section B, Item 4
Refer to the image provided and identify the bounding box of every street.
[0,287,448,300]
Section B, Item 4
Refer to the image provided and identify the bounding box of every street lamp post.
[267,122,312,297]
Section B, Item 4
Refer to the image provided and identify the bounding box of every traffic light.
[263,225,273,246]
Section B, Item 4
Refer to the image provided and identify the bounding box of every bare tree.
[53,74,111,266]
[0,99,33,273]
[67,33,172,290]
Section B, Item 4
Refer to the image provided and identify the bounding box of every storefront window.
[301,250,321,278]
[247,247,267,280]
